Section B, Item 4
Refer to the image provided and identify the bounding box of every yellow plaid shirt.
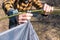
[3,0,43,12]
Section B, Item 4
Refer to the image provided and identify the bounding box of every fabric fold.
[0,21,39,40]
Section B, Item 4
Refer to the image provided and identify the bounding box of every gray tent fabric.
[0,21,39,40]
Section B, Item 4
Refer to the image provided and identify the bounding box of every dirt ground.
[0,0,60,40]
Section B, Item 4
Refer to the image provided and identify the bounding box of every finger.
[48,6,51,12]
[18,20,27,24]
[19,13,27,17]
[19,13,33,17]
[43,4,47,11]
[46,5,50,12]
[49,7,54,12]
[18,17,31,20]
[51,7,54,11]
[45,5,52,12]
[18,21,27,24]
[43,4,49,12]
[26,13,33,17]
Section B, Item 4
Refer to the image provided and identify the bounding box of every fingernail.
[27,13,33,16]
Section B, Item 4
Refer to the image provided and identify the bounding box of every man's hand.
[17,13,33,24]
[43,4,54,15]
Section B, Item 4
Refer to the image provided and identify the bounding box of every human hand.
[17,13,33,24]
[43,4,54,15]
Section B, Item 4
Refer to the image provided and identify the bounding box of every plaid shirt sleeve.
[32,0,43,9]
[3,0,16,11]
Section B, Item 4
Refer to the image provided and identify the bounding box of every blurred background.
[0,0,60,40]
